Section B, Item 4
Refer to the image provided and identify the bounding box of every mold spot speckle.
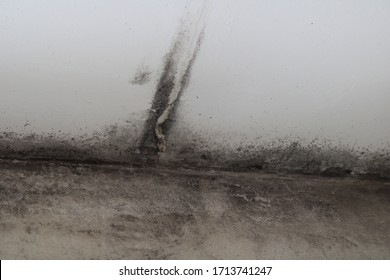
[131,65,152,86]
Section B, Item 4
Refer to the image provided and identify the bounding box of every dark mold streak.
[137,48,178,156]
[138,23,205,158]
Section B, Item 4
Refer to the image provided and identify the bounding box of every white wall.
[1,0,185,135]
[173,0,390,151]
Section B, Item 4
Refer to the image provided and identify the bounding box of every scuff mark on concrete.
[138,3,206,156]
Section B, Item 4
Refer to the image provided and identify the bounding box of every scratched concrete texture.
[0,159,389,259]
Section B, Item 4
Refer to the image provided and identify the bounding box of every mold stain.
[0,114,146,164]
[131,64,152,86]
[138,3,206,157]
[0,2,388,180]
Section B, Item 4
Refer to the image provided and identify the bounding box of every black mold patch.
[138,26,205,158]
[161,125,390,180]
[163,30,205,142]
[1,120,389,180]
[0,116,145,164]
[138,49,178,156]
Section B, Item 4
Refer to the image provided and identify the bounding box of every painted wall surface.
[1,0,389,176]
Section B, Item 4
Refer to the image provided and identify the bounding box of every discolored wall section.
[1,0,389,178]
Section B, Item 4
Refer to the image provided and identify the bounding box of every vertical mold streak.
[139,2,207,156]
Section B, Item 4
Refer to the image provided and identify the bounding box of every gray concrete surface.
[0,159,389,259]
